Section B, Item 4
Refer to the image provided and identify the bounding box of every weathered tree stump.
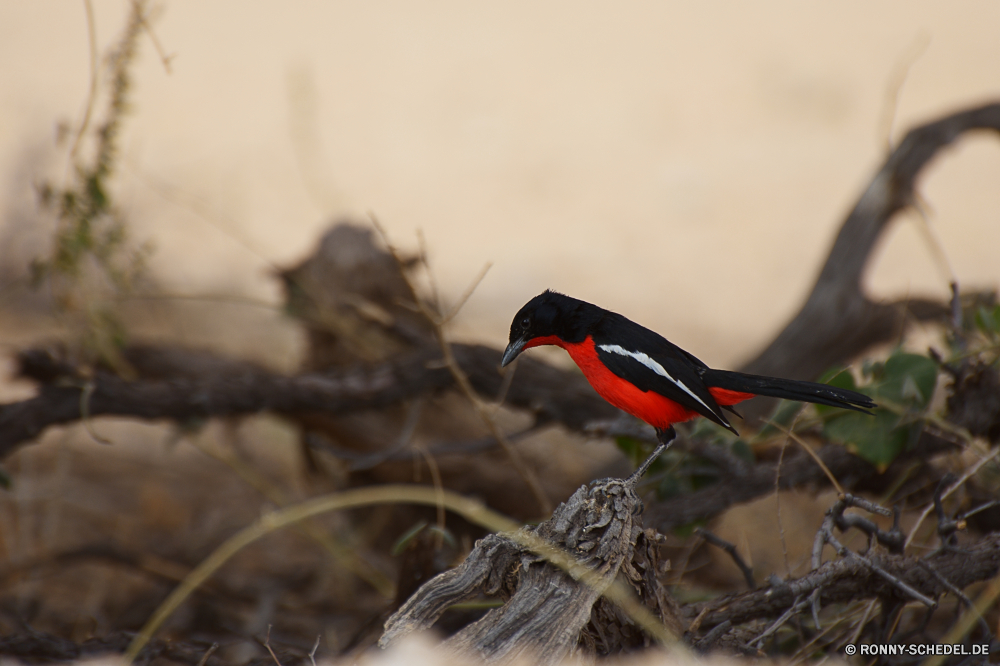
[379,478,683,664]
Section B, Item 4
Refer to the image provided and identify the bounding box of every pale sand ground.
[1,1,999,368]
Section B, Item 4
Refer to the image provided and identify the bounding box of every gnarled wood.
[380,479,682,664]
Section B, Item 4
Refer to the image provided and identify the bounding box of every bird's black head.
[501,290,601,366]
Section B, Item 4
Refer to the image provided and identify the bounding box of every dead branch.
[695,528,756,590]
[0,342,617,460]
[0,342,962,535]
[812,495,936,608]
[645,429,958,534]
[692,532,1000,631]
[739,101,1000,420]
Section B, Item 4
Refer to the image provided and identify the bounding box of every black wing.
[592,314,737,433]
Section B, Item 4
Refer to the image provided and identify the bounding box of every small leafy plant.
[32,0,153,376]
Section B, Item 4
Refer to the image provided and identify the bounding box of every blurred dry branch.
[739,101,1000,420]
[0,340,613,461]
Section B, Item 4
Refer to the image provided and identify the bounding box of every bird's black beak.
[501,337,526,367]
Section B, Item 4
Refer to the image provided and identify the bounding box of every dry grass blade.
[80,381,114,446]
[442,261,492,324]
[926,573,1000,666]
[877,33,930,151]
[413,442,447,549]
[187,434,396,597]
[766,421,845,495]
[369,214,552,515]
[123,484,676,664]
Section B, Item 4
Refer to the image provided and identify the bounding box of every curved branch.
[740,102,1000,407]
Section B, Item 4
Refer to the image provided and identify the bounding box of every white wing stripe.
[597,344,716,414]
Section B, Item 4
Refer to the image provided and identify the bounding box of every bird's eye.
[520,317,530,329]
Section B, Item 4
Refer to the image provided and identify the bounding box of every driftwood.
[379,478,683,664]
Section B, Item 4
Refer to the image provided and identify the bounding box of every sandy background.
[1,1,999,368]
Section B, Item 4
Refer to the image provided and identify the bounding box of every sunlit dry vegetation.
[1,3,1000,665]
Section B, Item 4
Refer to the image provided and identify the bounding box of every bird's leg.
[625,426,676,487]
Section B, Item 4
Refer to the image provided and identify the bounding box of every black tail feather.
[721,404,744,419]
[704,370,876,414]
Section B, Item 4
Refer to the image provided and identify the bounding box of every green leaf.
[873,352,938,408]
[391,521,428,556]
[815,352,937,470]
[975,305,1000,336]
[822,410,911,471]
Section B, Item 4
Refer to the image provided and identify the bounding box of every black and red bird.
[502,291,875,479]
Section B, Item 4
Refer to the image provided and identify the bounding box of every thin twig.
[494,358,517,408]
[263,625,283,666]
[695,528,755,589]
[370,214,552,515]
[910,197,957,290]
[750,595,808,648]
[917,560,991,639]
[195,643,219,666]
[821,522,936,608]
[768,421,845,495]
[774,414,798,577]
[442,261,492,324]
[136,1,175,73]
[694,620,732,651]
[308,636,320,666]
[69,0,100,160]
[904,445,1000,549]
